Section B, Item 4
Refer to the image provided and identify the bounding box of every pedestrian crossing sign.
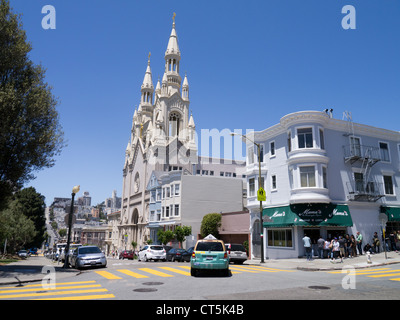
[257,187,266,201]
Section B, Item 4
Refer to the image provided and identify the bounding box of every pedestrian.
[317,236,325,259]
[389,232,397,252]
[351,235,357,257]
[338,236,345,261]
[372,232,380,253]
[345,234,352,257]
[331,238,340,263]
[303,233,312,261]
[323,239,330,259]
[356,231,363,255]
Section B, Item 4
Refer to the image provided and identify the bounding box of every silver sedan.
[69,246,107,269]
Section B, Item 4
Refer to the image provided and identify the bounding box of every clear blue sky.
[9,0,399,205]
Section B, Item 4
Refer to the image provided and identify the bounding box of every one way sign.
[257,187,266,201]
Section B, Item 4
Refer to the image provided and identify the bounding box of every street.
[1,256,400,303]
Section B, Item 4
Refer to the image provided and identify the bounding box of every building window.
[210,171,214,176]
[174,204,179,216]
[156,188,161,201]
[150,190,156,202]
[271,175,277,190]
[259,145,264,162]
[267,229,293,247]
[350,136,361,157]
[322,166,328,188]
[380,142,390,162]
[297,128,313,149]
[384,175,394,195]
[174,184,180,196]
[300,166,316,187]
[220,172,224,177]
[165,206,170,217]
[166,187,170,198]
[248,146,254,164]
[249,178,255,197]
[202,170,208,175]
[287,131,292,152]
[319,129,325,150]
[157,210,161,221]
[270,141,275,157]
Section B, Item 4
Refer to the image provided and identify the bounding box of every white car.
[138,245,166,262]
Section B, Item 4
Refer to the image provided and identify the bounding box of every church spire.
[164,13,181,93]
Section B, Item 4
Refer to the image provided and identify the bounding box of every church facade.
[119,15,198,249]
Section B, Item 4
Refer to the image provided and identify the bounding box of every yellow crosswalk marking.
[229,266,259,273]
[328,268,391,274]
[368,273,400,278]
[233,265,279,272]
[95,270,122,279]
[159,266,190,276]
[117,269,148,278]
[251,265,296,272]
[0,288,108,299]
[138,267,174,277]
[33,294,115,300]
[0,281,97,290]
[0,284,101,294]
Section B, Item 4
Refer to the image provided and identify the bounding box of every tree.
[0,199,36,252]
[174,225,192,247]
[0,0,65,204]
[13,187,46,248]
[200,213,222,239]
[157,229,174,245]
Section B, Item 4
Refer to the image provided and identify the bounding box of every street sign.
[257,188,266,201]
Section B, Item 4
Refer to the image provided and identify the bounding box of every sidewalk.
[0,256,78,286]
[245,251,400,271]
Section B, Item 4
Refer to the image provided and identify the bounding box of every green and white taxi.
[190,234,230,277]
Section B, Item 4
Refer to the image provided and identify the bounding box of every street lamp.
[63,185,80,268]
[231,132,265,263]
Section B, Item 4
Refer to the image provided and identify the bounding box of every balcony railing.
[346,180,384,202]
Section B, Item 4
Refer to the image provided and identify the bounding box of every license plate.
[90,261,96,265]
[206,256,213,260]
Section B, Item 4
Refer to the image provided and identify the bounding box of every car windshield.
[230,244,245,251]
[150,246,164,251]
[196,242,224,251]
[79,247,101,254]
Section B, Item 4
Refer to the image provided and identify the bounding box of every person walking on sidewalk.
[317,236,325,259]
[356,231,363,255]
[303,234,312,261]
[331,238,340,263]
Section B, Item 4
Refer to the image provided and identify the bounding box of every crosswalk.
[0,281,114,300]
[327,267,400,282]
[94,264,295,280]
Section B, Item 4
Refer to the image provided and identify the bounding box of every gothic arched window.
[169,112,181,137]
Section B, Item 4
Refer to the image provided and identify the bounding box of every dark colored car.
[182,247,194,262]
[166,248,186,262]
[119,250,134,260]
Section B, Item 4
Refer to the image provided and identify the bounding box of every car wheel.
[171,257,175,262]
[143,255,147,262]
[190,268,197,277]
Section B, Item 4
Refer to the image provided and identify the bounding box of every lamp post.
[231,133,265,263]
[63,185,80,268]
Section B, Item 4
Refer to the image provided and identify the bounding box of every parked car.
[225,243,247,264]
[182,247,194,262]
[119,250,134,260]
[138,245,166,262]
[166,248,187,262]
[190,235,229,277]
[29,248,38,256]
[163,245,173,253]
[69,246,107,269]
[18,250,28,258]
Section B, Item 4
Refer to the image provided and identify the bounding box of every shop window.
[267,229,293,247]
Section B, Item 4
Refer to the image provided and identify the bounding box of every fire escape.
[342,111,384,202]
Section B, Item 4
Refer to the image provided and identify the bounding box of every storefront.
[263,203,353,259]
[381,206,400,248]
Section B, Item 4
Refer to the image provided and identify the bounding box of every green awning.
[263,203,353,228]
[381,206,400,222]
